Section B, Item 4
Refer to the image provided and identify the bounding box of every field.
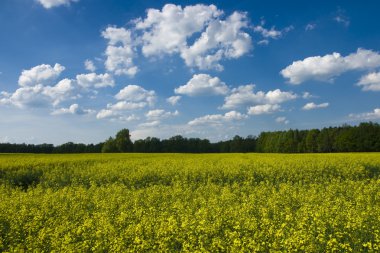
[0,153,380,252]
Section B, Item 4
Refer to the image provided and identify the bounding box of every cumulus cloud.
[138,120,161,128]
[349,108,380,120]
[276,116,289,124]
[302,102,329,110]
[221,84,297,109]
[135,4,222,56]
[175,74,229,96]
[96,109,139,122]
[247,104,281,115]
[2,62,119,110]
[0,77,76,108]
[188,111,247,126]
[180,11,252,70]
[104,4,252,72]
[357,72,380,91]
[102,27,138,77]
[96,109,119,119]
[106,101,147,111]
[145,109,179,120]
[18,63,65,87]
[51,103,94,115]
[84,60,96,72]
[36,0,78,9]
[115,85,156,106]
[76,73,114,89]
[281,48,380,85]
[96,85,156,120]
[166,96,181,105]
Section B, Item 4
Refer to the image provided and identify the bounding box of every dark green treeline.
[1,122,380,153]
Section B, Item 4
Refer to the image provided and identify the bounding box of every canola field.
[0,153,380,252]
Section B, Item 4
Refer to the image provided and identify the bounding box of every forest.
[1,122,380,153]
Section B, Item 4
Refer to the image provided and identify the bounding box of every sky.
[0,0,379,145]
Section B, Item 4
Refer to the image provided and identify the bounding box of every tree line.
[1,122,380,153]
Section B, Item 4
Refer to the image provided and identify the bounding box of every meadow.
[0,153,380,252]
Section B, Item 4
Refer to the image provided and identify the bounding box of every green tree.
[115,129,133,152]
[101,137,118,153]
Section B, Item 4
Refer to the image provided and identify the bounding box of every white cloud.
[97,85,156,121]
[281,48,380,85]
[253,23,293,40]
[42,78,76,106]
[102,27,138,77]
[18,63,65,87]
[305,23,316,31]
[253,25,282,39]
[247,104,281,115]
[138,120,161,128]
[357,72,380,91]
[134,4,251,71]
[276,116,289,124]
[221,84,297,109]
[302,92,315,99]
[76,73,114,89]
[0,78,75,108]
[257,40,269,46]
[166,95,181,105]
[84,60,96,72]
[302,102,329,110]
[107,101,147,111]
[180,11,252,70]
[96,109,119,119]
[36,0,78,9]
[349,108,380,120]
[136,4,222,56]
[175,74,229,96]
[145,109,179,120]
[51,103,94,115]
[115,85,156,105]
[188,111,247,126]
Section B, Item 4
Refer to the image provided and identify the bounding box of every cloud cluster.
[18,63,65,87]
[1,63,114,111]
[248,104,281,115]
[96,85,156,120]
[76,73,114,89]
[37,0,78,9]
[188,111,247,126]
[145,109,179,121]
[276,116,289,124]
[102,4,252,74]
[221,84,297,109]
[51,103,94,115]
[357,72,380,91]
[302,102,329,110]
[349,108,380,120]
[166,96,181,105]
[1,64,74,108]
[84,60,96,72]
[281,48,380,85]
[175,74,229,96]
[102,27,138,77]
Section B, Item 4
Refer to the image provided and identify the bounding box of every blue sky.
[0,0,379,144]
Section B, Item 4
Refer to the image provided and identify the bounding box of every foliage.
[102,129,133,153]
[1,122,380,153]
[0,153,380,252]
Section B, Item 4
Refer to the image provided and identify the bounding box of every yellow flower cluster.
[0,153,379,252]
